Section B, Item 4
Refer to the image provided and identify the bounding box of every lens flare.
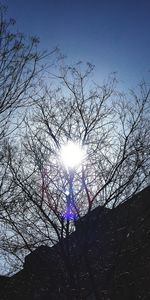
[62,206,78,220]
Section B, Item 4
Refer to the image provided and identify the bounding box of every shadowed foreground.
[0,186,150,299]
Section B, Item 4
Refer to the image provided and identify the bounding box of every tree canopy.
[0,5,150,274]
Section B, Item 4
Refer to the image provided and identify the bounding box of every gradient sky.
[5,0,150,89]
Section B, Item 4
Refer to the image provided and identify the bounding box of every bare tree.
[0,8,149,293]
[0,5,45,138]
[0,59,149,282]
[0,4,56,274]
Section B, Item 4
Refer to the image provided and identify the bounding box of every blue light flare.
[62,206,78,220]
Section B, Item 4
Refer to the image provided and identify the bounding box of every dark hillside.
[0,186,150,299]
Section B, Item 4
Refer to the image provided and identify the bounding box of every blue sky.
[5,0,150,89]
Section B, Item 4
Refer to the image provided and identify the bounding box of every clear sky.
[5,0,150,89]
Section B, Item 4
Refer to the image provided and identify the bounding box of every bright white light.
[60,141,86,169]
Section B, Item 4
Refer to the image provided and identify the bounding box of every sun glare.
[60,141,86,169]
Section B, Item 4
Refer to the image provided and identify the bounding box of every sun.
[60,141,86,169]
